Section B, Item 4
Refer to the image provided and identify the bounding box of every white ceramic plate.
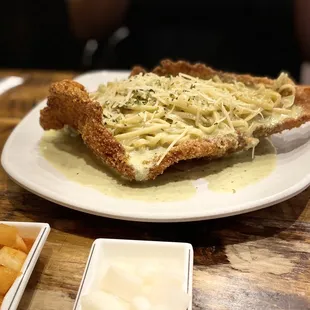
[2,71,310,222]
[73,239,193,310]
[0,222,50,310]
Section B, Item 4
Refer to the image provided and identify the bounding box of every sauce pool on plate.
[40,130,276,201]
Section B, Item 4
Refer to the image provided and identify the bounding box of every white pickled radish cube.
[148,286,190,310]
[110,261,137,275]
[150,305,170,310]
[147,271,183,288]
[141,285,152,297]
[136,262,162,282]
[101,265,143,302]
[81,291,130,310]
[131,296,151,310]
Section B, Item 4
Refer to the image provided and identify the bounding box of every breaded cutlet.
[40,60,310,181]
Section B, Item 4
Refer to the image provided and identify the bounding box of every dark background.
[0,0,307,81]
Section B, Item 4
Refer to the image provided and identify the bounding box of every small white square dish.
[74,239,194,310]
[0,221,50,310]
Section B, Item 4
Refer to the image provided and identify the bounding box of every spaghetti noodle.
[91,72,299,164]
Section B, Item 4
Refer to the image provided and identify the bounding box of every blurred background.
[0,0,310,82]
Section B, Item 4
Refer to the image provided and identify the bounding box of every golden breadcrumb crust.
[40,80,135,179]
[40,60,310,181]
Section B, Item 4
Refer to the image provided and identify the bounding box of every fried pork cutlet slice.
[40,60,310,181]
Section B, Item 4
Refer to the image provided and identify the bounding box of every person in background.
[0,0,309,81]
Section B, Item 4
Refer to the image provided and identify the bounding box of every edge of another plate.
[0,222,50,310]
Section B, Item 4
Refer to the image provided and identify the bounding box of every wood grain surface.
[1,70,310,310]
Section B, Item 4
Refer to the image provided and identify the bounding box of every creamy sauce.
[40,130,196,202]
[40,130,276,201]
[205,141,276,192]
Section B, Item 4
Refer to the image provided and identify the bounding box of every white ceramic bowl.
[0,221,50,310]
[74,238,194,310]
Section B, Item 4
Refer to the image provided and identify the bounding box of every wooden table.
[1,70,310,310]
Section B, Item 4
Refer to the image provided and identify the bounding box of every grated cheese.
[90,72,300,178]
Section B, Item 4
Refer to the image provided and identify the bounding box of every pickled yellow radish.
[0,266,19,295]
[14,234,27,253]
[0,224,17,247]
[0,246,27,272]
